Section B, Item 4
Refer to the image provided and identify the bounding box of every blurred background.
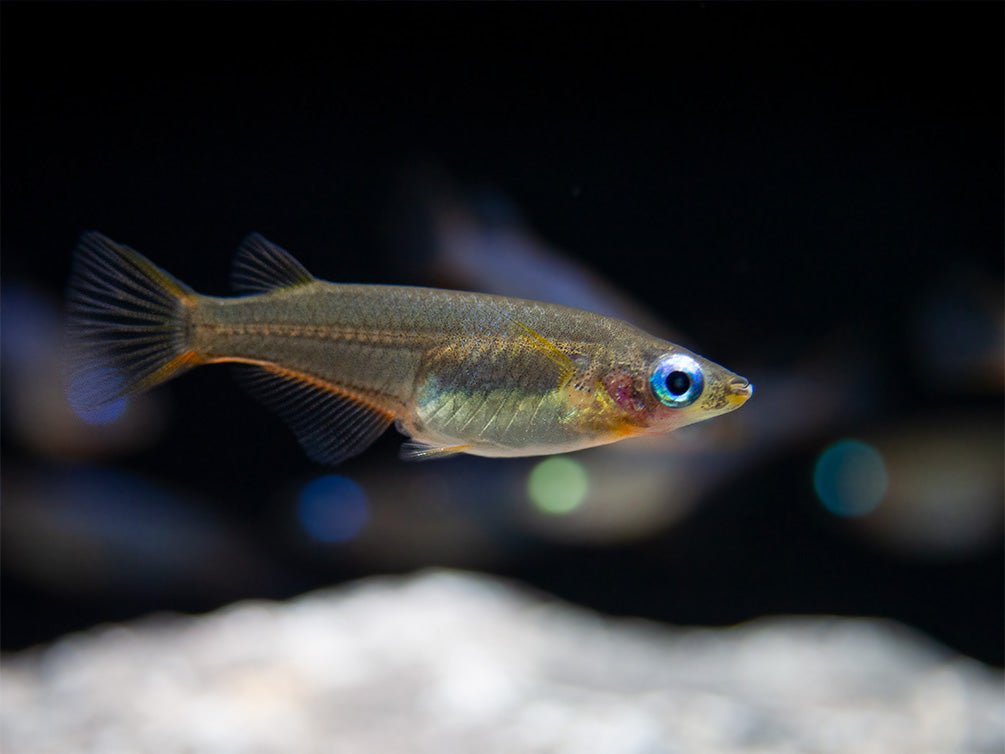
[2,2,1002,668]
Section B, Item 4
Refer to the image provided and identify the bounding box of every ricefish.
[66,232,752,464]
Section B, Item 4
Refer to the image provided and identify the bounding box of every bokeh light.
[813,439,888,517]
[527,457,589,515]
[66,369,128,425]
[297,475,369,543]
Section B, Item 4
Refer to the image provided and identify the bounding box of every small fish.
[66,232,752,465]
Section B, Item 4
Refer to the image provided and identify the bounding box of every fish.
[66,232,753,465]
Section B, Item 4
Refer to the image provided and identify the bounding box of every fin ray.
[66,232,200,409]
[235,365,393,465]
[231,233,315,294]
[400,441,473,461]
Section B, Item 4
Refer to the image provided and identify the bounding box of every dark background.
[3,3,1002,664]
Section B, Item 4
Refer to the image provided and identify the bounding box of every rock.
[3,569,1002,753]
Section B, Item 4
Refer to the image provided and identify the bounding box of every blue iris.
[650,353,704,408]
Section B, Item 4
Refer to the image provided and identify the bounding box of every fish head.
[600,344,752,436]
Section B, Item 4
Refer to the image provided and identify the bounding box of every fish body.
[67,233,752,464]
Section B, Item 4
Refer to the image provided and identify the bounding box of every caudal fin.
[66,232,202,412]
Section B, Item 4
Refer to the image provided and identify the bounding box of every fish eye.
[650,353,704,408]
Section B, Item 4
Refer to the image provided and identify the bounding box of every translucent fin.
[510,319,576,381]
[236,365,393,465]
[66,232,200,410]
[231,233,316,294]
[400,441,473,461]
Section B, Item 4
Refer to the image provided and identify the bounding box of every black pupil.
[666,371,691,396]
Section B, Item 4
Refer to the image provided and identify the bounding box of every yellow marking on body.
[609,417,647,439]
[592,379,618,412]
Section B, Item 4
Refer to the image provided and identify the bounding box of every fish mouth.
[727,377,754,403]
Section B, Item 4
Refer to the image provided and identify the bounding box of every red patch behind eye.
[604,372,647,415]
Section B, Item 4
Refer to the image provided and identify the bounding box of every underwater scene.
[2,4,1002,752]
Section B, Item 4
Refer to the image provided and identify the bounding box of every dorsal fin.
[231,233,316,294]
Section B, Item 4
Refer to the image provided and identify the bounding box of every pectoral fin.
[509,319,576,383]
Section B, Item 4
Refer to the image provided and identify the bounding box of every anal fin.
[236,365,393,465]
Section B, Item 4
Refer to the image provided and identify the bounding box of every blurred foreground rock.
[3,569,1002,753]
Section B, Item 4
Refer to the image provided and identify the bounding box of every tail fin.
[66,232,202,413]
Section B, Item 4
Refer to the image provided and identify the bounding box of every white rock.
[2,569,1002,753]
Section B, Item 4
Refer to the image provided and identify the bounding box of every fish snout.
[727,376,754,405]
